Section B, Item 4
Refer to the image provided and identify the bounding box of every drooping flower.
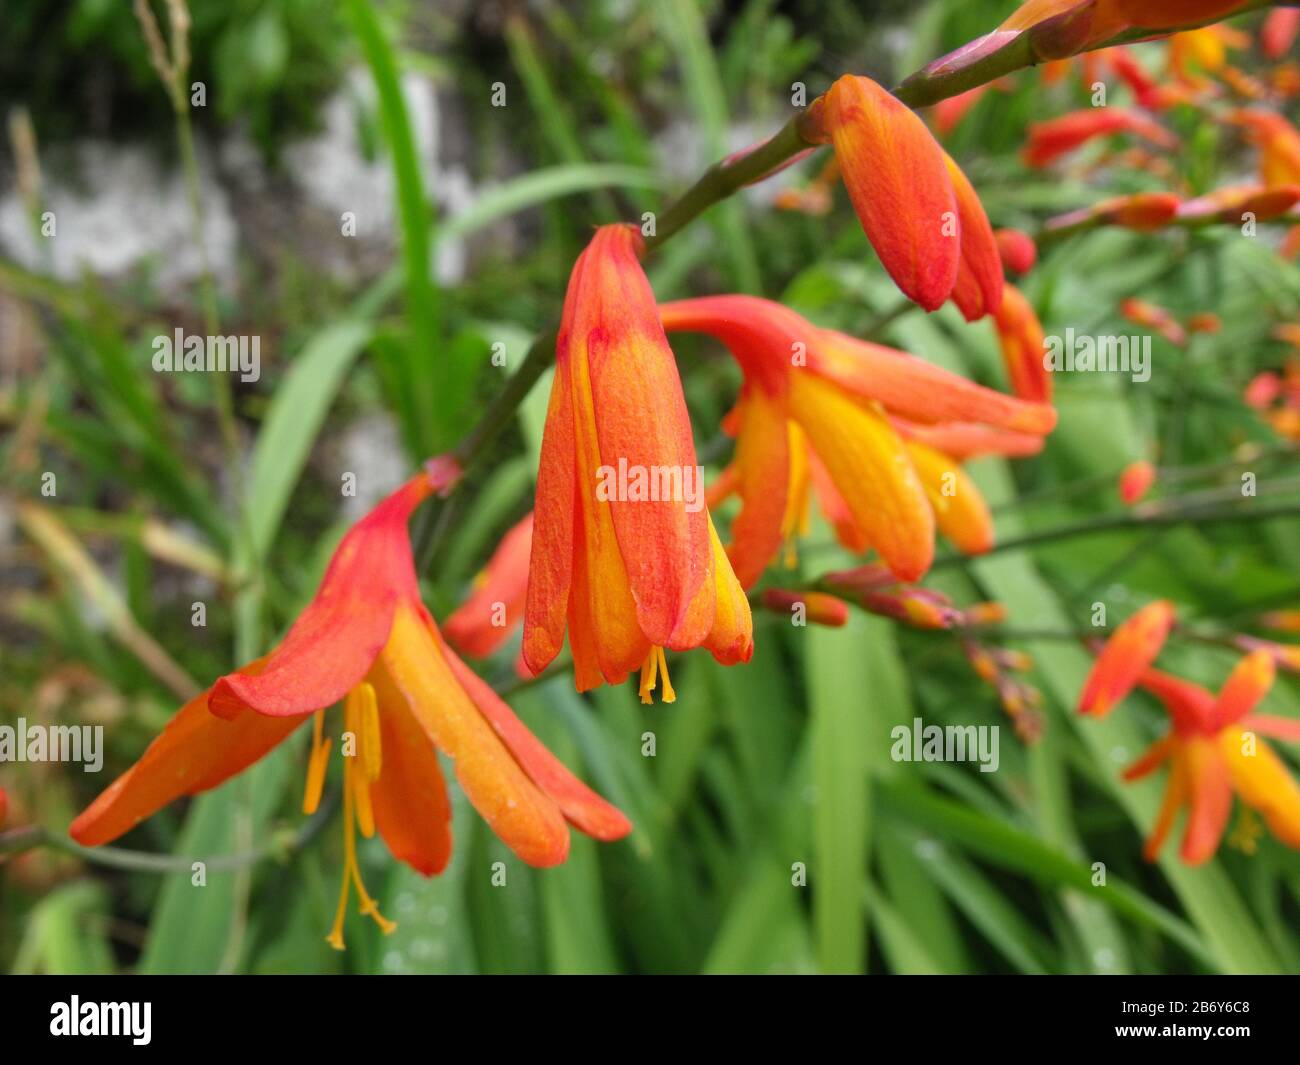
[522,225,752,703]
[1118,459,1157,504]
[72,468,631,949]
[800,75,1003,319]
[659,296,1057,585]
[444,512,533,660]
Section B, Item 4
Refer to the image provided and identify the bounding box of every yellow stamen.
[356,682,382,783]
[638,646,676,704]
[656,647,676,703]
[301,711,330,816]
[639,646,659,705]
[324,691,396,950]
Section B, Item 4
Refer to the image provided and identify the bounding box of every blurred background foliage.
[2,0,1299,975]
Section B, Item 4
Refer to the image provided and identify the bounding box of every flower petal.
[376,603,570,867]
[209,475,431,719]
[442,633,632,842]
[1212,649,1276,730]
[367,686,454,876]
[1179,737,1233,864]
[71,665,304,846]
[944,153,1004,321]
[788,371,935,581]
[905,441,994,556]
[726,389,791,588]
[1219,726,1300,849]
[1078,600,1176,716]
[523,363,578,676]
[446,512,533,659]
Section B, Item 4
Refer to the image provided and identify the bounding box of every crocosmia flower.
[1090,630,1300,865]
[523,224,753,703]
[445,512,533,659]
[800,75,1003,319]
[72,469,631,949]
[660,296,1056,585]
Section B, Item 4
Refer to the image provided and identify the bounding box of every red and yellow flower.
[659,295,1057,586]
[800,75,1004,319]
[1080,602,1300,863]
[444,512,533,660]
[522,225,752,703]
[72,468,631,949]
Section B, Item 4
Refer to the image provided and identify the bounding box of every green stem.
[1,794,336,874]
[933,500,1300,570]
[643,117,811,252]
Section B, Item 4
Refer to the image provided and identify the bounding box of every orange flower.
[1118,459,1157,504]
[444,512,532,659]
[0,787,7,829]
[1078,599,1177,716]
[522,225,752,702]
[801,75,1003,319]
[1122,655,1300,863]
[72,470,631,949]
[660,296,1057,585]
[995,228,1039,275]
[994,284,1052,403]
[1233,110,1300,186]
[1023,108,1177,168]
[1263,9,1300,59]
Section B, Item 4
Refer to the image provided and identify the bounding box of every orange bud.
[761,589,851,628]
[995,228,1039,275]
[1263,10,1300,59]
[1118,460,1157,505]
[806,76,999,317]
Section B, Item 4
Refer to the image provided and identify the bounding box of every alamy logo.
[0,718,103,772]
[1043,330,1151,383]
[595,459,705,513]
[152,328,261,382]
[50,997,151,1045]
[890,717,1000,773]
